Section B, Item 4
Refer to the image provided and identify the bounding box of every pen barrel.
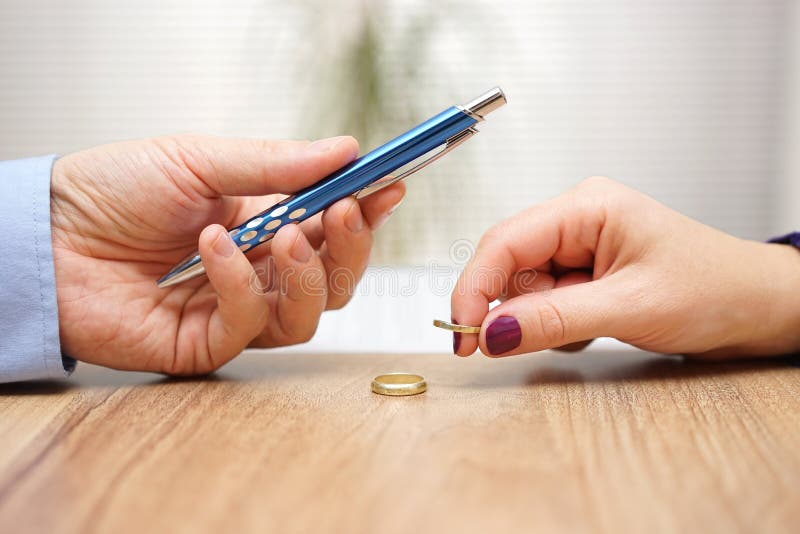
[283,106,477,215]
[226,106,478,251]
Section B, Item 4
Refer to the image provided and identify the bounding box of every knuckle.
[156,134,218,188]
[163,364,186,377]
[167,133,196,146]
[254,137,280,153]
[326,267,357,304]
[574,176,619,197]
[575,176,637,203]
[276,312,319,345]
[166,357,215,377]
[161,134,205,161]
[580,175,613,187]
[200,359,224,375]
[534,299,567,346]
[294,325,317,344]
[477,225,507,256]
[571,176,644,220]
[325,295,349,311]
[253,307,271,335]
[478,224,504,247]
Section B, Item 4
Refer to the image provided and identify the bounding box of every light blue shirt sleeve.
[0,156,74,383]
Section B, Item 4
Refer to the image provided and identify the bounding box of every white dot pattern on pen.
[288,208,307,220]
[224,198,303,253]
[270,206,288,217]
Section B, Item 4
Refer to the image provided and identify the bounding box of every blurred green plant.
[295,0,486,264]
[295,1,444,262]
[298,1,437,148]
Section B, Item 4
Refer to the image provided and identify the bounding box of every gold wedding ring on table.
[371,373,427,396]
[372,321,480,397]
[432,319,481,334]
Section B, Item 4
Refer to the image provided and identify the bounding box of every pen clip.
[355,126,478,199]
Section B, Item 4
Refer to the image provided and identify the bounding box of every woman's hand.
[51,135,404,374]
[452,177,800,359]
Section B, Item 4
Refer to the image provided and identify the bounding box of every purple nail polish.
[452,317,461,354]
[486,316,521,355]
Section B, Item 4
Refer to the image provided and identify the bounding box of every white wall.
[777,2,800,233]
[0,0,792,253]
[0,1,795,352]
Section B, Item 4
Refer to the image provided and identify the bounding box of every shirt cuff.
[0,155,73,382]
[768,231,800,249]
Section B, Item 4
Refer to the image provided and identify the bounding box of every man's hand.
[51,135,404,374]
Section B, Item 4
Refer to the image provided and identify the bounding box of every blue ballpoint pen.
[157,86,507,288]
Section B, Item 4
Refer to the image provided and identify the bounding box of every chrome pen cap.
[460,87,507,120]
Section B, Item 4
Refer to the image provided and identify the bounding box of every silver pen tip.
[156,261,207,289]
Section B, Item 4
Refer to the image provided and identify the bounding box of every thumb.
[163,134,359,196]
[478,277,630,356]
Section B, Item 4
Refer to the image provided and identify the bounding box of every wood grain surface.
[0,349,798,534]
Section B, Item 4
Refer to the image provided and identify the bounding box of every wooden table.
[1,349,798,533]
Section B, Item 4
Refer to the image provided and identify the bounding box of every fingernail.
[486,316,521,355]
[344,203,364,233]
[309,136,351,154]
[212,229,235,258]
[372,199,403,231]
[387,198,403,215]
[452,316,461,354]
[290,232,313,263]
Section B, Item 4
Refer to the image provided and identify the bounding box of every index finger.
[158,134,360,197]
[451,195,601,356]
